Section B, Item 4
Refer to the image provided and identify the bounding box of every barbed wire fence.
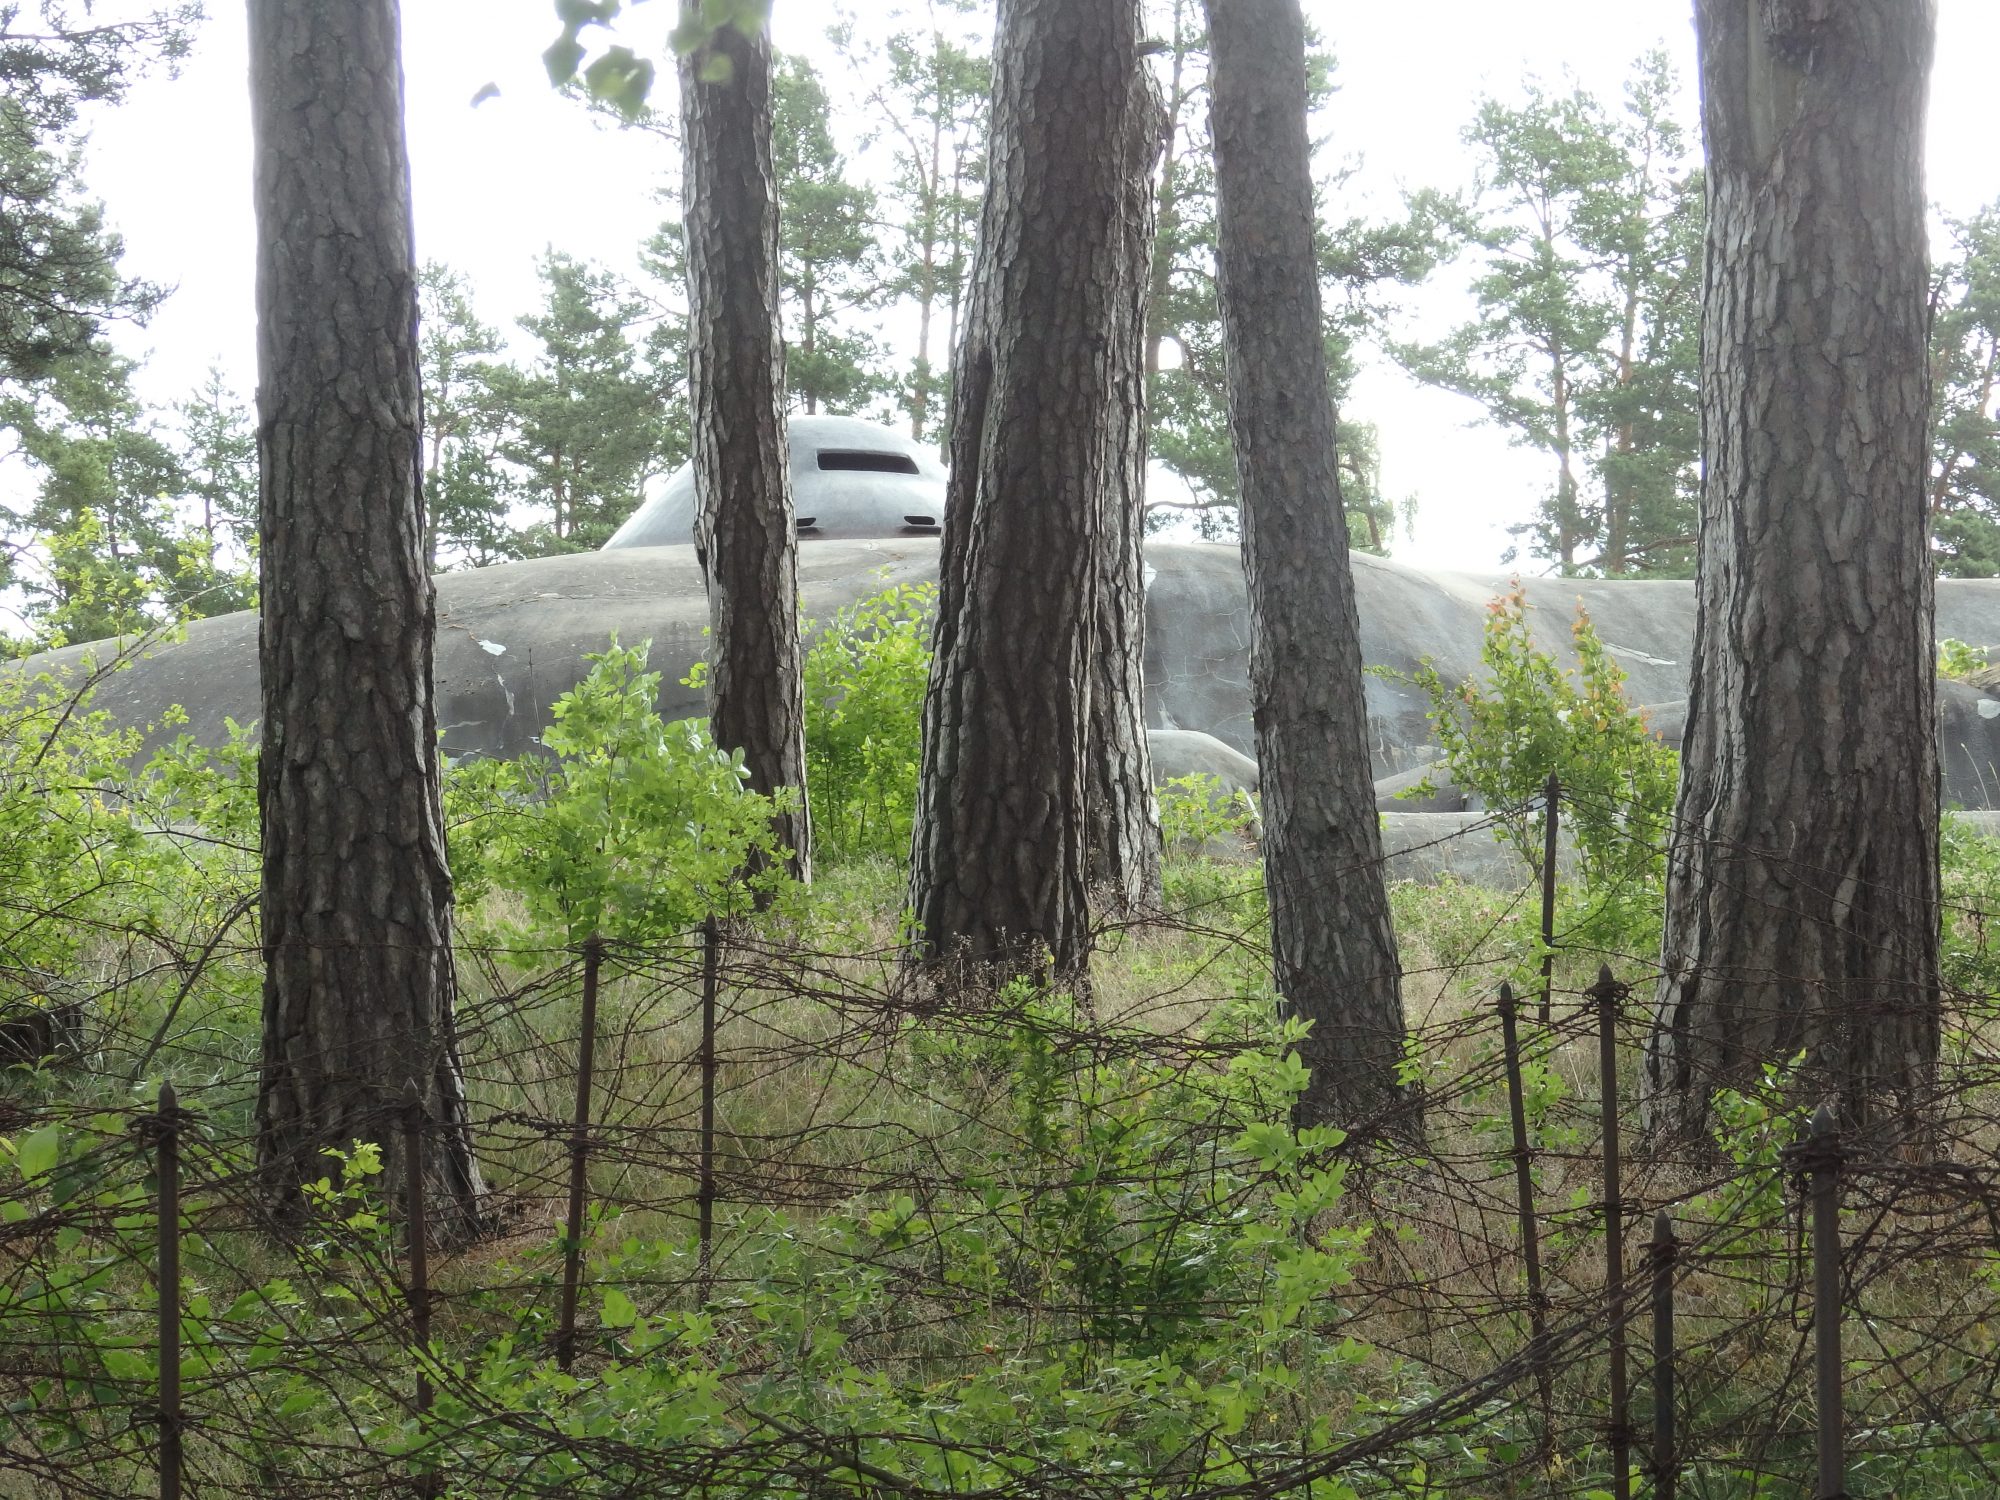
[3,780,1999,1497]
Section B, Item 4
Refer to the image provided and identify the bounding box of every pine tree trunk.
[908,0,1154,982]
[249,0,484,1239]
[680,13,812,882]
[1646,0,1940,1136]
[1204,0,1411,1132]
[1087,72,1166,915]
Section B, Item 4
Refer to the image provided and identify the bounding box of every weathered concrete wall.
[18,539,2000,816]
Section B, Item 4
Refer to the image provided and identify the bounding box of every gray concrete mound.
[14,417,2000,886]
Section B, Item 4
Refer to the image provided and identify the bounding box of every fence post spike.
[1595,963,1631,1500]
[699,916,721,1289]
[1807,1104,1844,1500]
[156,1079,182,1500]
[401,1075,441,1494]
[557,935,604,1373]
[1540,773,1560,1023]
[1650,1210,1677,1500]
[1496,981,1553,1465]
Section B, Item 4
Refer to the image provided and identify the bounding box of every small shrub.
[1155,773,1264,916]
[1938,637,1990,679]
[1391,584,1678,951]
[1156,771,1257,851]
[1942,812,2000,1002]
[449,640,793,950]
[801,581,935,864]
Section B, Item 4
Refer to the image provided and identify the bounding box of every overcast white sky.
[75,0,2000,573]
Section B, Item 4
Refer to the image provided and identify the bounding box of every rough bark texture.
[909,0,1154,980]
[1204,0,1411,1131]
[249,0,483,1238]
[1646,0,1941,1136]
[1086,72,1168,915]
[681,15,812,881]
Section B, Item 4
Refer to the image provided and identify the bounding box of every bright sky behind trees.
[77,0,2000,572]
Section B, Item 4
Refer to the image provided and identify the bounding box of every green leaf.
[542,33,587,86]
[667,15,711,56]
[583,47,656,116]
[15,1125,58,1183]
[697,52,734,85]
[555,0,618,26]
[601,1286,638,1328]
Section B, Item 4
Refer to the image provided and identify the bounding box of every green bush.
[1156,772,1265,916]
[1156,771,1257,852]
[449,640,793,949]
[800,582,934,864]
[420,995,1383,1494]
[1393,584,1678,951]
[1938,637,1990,679]
[1942,813,2000,1001]
[0,663,153,1023]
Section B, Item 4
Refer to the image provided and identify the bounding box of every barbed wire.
[2,781,1999,1497]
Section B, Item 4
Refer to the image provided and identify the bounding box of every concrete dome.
[605,415,949,549]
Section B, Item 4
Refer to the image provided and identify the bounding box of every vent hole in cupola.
[817,449,920,474]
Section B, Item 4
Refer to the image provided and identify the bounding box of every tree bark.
[1646,0,1940,1137]
[249,0,483,1238]
[908,0,1155,982]
[680,13,812,882]
[1087,71,1167,914]
[1204,0,1411,1132]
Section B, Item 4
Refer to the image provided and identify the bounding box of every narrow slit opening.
[817,449,920,475]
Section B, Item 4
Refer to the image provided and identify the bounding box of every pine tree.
[830,3,990,445]
[1396,55,1702,576]
[1204,0,1410,1132]
[0,6,185,397]
[417,263,514,571]
[772,53,887,417]
[492,253,673,554]
[679,4,813,883]
[1930,206,2000,578]
[908,0,1158,981]
[166,365,258,617]
[249,0,485,1236]
[1647,0,1940,1136]
[5,346,187,643]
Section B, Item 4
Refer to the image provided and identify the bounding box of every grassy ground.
[5,839,2000,1497]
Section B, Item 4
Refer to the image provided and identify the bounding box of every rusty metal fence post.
[401,1080,439,1497]
[556,936,604,1372]
[154,1080,183,1500]
[1540,772,1560,1024]
[699,916,720,1280]
[1591,964,1633,1500]
[1650,1210,1677,1500]
[1804,1103,1845,1500]
[1496,982,1553,1458]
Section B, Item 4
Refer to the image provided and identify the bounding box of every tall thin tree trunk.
[249,0,483,1238]
[1204,0,1412,1133]
[1143,6,1190,383]
[1550,353,1581,572]
[910,111,943,442]
[681,10,812,882]
[1646,0,1940,1137]
[908,0,1154,982]
[1088,72,1166,914]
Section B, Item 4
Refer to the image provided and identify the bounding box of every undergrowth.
[1,595,1998,1496]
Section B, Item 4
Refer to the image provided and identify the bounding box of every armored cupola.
[603,415,949,548]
